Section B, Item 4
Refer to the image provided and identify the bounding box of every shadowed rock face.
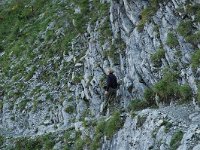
[0,0,200,149]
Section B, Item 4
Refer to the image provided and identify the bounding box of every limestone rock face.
[0,0,200,149]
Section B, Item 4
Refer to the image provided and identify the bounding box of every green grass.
[65,105,75,114]
[90,111,124,149]
[104,111,124,138]
[0,135,4,146]
[170,130,184,150]
[128,99,149,111]
[191,49,200,69]
[144,88,156,105]
[18,99,30,112]
[153,69,180,103]
[197,84,200,104]
[0,101,3,112]
[75,137,84,150]
[178,84,193,103]
[72,75,83,84]
[137,0,165,32]
[150,48,165,67]
[177,20,193,37]
[160,120,173,133]
[185,31,200,45]
[166,32,179,47]
[144,68,193,104]
[137,7,157,32]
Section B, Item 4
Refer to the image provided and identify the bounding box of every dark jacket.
[106,73,118,91]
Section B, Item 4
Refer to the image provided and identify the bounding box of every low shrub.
[0,135,4,146]
[170,130,184,150]
[150,48,165,67]
[144,88,156,105]
[0,101,3,112]
[104,111,124,138]
[177,20,193,37]
[191,49,200,69]
[178,84,193,102]
[65,105,75,114]
[166,32,179,47]
[128,99,149,111]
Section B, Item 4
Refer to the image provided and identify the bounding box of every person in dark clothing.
[105,70,118,93]
[102,68,118,115]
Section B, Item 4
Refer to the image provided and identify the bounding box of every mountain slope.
[0,0,200,149]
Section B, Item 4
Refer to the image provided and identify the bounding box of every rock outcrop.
[0,0,199,149]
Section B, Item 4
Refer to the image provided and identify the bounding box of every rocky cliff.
[0,0,200,149]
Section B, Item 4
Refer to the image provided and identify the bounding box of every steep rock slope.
[0,0,200,149]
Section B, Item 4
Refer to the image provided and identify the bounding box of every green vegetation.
[0,135,4,146]
[178,84,193,103]
[128,99,149,111]
[72,75,83,84]
[144,69,193,104]
[170,130,184,150]
[191,49,200,69]
[63,128,76,150]
[103,37,126,65]
[150,48,165,67]
[160,120,172,133]
[0,0,111,111]
[197,84,200,104]
[90,111,124,149]
[144,88,156,105]
[0,101,3,112]
[14,133,55,150]
[137,7,157,32]
[176,4,200,47]
[104,111,124,138]
[185,4,200,22]
[166,32,179,47]
[18,99,30,112]
[177,20,193,37]
[177,20,200,45]
[65,105,75,114]
[74,136,85,150]
[137,0,165,32]
[185,31,200,45]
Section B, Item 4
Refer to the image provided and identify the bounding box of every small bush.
[144,88,156,105]
[178,84,193,102]
[0,101,3,112]
[191,49,200,69]
[65,105,75,114]
[104,111,124,138]
[128,99,149,111]
[166,32,179,47]
[75,137,84,150]
[185,31,200,45]
[18,100,29,112]
[90,133,102,150]
[197,84,200,104]
[137,7,156,32]
[177,20,193,37]
[160,120,172,133]
[150,48,165,67]
[170,130,184,150]
[0,135,4,146]
[0,45,4,53]
[153,69,179,103]
[72,75,83,84]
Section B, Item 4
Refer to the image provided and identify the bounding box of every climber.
[102,68,118,115]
